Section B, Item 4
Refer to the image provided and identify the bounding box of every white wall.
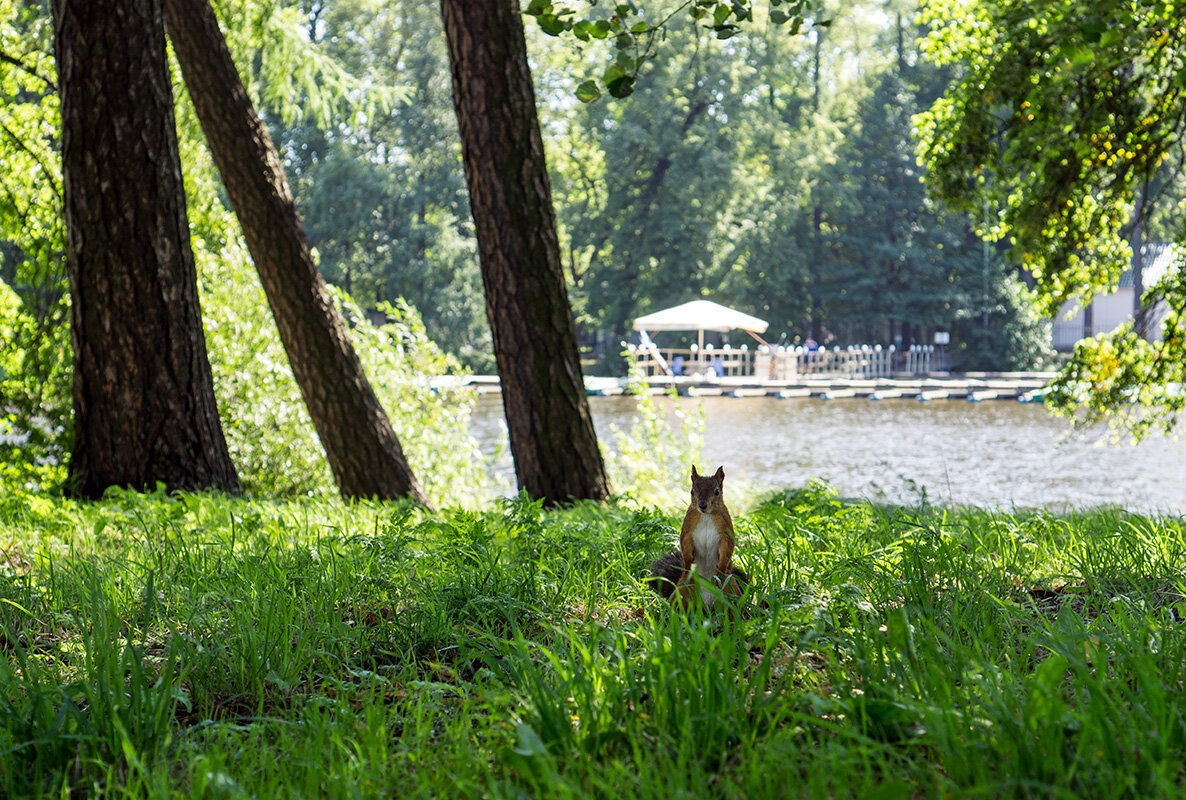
[1051,288,1169,351]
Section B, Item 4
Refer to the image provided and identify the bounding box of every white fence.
[627,344,756,377]
[630,342,942,378]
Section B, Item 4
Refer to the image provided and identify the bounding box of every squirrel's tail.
[647,551,749,598]
[647,551,684,598]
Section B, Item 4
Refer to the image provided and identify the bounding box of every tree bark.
[53,0,239,498]
[440,0,609,505]
[1130,184,1148,339]
[162,0,430,505]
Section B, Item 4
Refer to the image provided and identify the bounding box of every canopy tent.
[633,300,768,335]
[632,300,769,376]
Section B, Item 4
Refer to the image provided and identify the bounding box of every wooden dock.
[456,373,1055,403]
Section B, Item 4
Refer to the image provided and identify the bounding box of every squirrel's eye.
[714,488,720,495]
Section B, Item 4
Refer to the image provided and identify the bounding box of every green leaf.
[500,723,552,781]
[1079,21,1107,42]
[630,21,648,33]
[575,79,602,103]
[513,722,550,757]
[1063,44,1095,70]
[713,3,732,26]
[606,74,636,98]
[603,63,628,85]
[573,19,594,41]
[1033,652,1069,692]
[538,13,567,35]
[592,19,613,38]
[603,63,636,98]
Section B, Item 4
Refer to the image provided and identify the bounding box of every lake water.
[469,393,1186,515]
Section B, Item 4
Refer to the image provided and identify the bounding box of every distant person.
[804,337,818,369]
[671,355,685,376]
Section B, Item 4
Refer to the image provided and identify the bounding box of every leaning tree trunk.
[53,0,239,498]
[162,0,430,505]
[440,0,609,505]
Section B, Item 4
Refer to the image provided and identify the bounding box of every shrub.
[198,241,493,505]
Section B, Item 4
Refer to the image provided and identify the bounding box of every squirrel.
[647,465,748,607]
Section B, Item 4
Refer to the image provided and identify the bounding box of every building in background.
[1051,242,1181,351]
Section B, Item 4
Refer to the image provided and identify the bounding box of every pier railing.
[628,343,942,378]
[627,344,756,377]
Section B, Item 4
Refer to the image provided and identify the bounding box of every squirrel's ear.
[714,466,725,481]
[691,465,699,479]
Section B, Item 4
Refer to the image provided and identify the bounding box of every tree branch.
[0,48,57,92]
[0,118,64,208]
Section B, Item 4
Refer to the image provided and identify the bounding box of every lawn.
[2,484,1185,798]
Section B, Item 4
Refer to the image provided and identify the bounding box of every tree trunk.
[1130,184,1148,339]
[808,9,826,344]
[440,0,609,505]
[162,0,430,505]
[53,0,239,498]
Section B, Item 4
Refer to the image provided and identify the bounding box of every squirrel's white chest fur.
[690,513,720,606]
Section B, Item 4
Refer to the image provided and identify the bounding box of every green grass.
[2,484,1186,798]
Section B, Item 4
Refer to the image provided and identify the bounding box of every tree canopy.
[916,0,1186,435]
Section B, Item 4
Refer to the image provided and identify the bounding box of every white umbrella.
[633,300,768,335]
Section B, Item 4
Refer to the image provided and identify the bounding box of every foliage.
[534,0,1041,367]
[178,4,492,502]
[916,0,1186,305]
[266,0,493,371]
[549,15,746,336]
[820,63,978,346]
[196,232,492,505]
[0,0,70,485]
[128,0,1058,376]
[541,7,827,339]
[1042,246,1186,438]
[916,0,1186,430]
[194,240,328,498]
[4,487,1186,796]
[338,292,494,507]
[523,0,828,101]
[603,358,705,507]
[0,0,493,498]
[0,279,65,491]
[210,0,403,128]
[1047,311,1186,441]
[950,271,1054,371]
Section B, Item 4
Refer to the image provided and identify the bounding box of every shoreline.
[449,371,1058,402]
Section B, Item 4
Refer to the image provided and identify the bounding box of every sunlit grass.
[2,485,1185,797]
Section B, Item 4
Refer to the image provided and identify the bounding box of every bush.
[603,359,704,507]
[197,240,493,505]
